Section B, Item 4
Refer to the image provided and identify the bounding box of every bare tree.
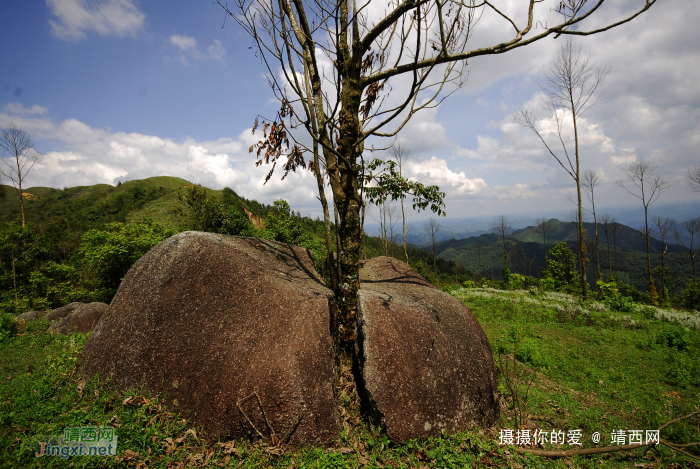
[582,170,602,285]
[216,0,657,353]
[389,143,412,262]
[674,218,700,279]
[0,123,44,227]
[515,39,609,300]
[387,204,399,257]
[491,215,513,279]
[651,216,674,302]
[688,165,700,193]
[534,217,553,259]
[611,217,623,281]
[601,213,614,281]
[471,242,484,275]
[423,217,441,274]
[617,161,669,304]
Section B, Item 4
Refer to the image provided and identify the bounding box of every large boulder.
[48,302,109,335]
[16,310,46,323]
[356,257,499,443]
[81,232,339,445]
[46,302,83,322]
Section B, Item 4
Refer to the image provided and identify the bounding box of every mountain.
[433,218,695,294]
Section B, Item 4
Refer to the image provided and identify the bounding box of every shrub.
[543,242,580,292]
[680,278,700,311]
[79,220,176,292]
[597,280,637,313]
[508,273,526,290]
[0,311,16,342]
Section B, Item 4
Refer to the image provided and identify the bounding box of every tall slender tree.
[0,123,44,228]
[515,39,609,300]
[611,217,623,281]
[674,218,700,279]
[601,214,613,280]
[616,161,669,304]
[491,215,513,281]
[389,143,412,262]
[471,242,484,276]
[534,217,553,260]
[651,215,674,303]
[423,217,441,273]
[583,170,602,285]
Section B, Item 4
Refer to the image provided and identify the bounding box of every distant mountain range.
[365,200,700,245]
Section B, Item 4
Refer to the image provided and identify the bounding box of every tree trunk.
[401,198,408,262]
[643,205,658,305]
[304,59,337,291]
[591,194,601,285]
[331,51,364,357]
[572,111,588,300]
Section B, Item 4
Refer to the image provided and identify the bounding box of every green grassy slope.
[1,289,698,467]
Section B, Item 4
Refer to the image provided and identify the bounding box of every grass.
[1,288,699,468]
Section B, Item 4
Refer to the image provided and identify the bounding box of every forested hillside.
[0,177,461,316]
[434,219,694,293]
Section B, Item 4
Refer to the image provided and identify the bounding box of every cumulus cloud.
[46,0,145,41]
[409,157,487,196]
[169,35,226,65]
[0,105,322,215]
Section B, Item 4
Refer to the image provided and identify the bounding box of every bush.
[597,280,637,313]
[680,278,700,311]
[79,220,176,292]
[508,273,526,290]
[0,311,16,342]
[654,327,690,352]
[543,242,580,293]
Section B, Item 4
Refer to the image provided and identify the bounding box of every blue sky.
[1,0,698,225]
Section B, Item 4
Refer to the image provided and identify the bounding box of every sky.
[0,0,698,227]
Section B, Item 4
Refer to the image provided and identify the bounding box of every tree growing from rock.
[515,38,609,300]
[617,161,669,304]
[0,123,44,228]
[216,0,657,353]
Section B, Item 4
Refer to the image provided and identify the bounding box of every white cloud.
[409,157,487,196]
[46,0,145,41]
[0,106,322,215]
[169,35,226,65]
[170,34,197,51]
[3,103,48,116]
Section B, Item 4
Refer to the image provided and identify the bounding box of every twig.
[237,392,305,447]
[253,392,277,445]
[236,394,268,442]
[280,411,305,445]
